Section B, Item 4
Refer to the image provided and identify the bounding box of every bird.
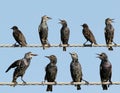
[38,15,51,50]
[81,23,97,46]
[44,55,57,92]
[97,52,112,90]
[59,19,70,51]
[104,18,116,50]
[69,52,88,90]
[11,26,27,47]
[5,52,37,87]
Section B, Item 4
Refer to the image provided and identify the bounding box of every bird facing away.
[59,19,70,51]
[70,52,88,90]
[97,52,112,90]
[5,52,37,87]
[38,15,51,50]
[104,18,116,50]
[44,55,57,92]
[81,23,97,46]
[11,26,27,47]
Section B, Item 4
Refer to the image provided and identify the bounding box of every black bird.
[59,19,70,51]
[97,52,112,90]
[81,23,97,46]
[70,52,88,90]
[11,26,27,47]
[104,18,116,50]
[38,15,51,49]
[5,52,37,86]
[44,55,57,92]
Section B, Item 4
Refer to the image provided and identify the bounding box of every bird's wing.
[89,30,97,43]
[5,60,21,73]
[61,27,70,42]
[104,29,108,44]
[18,31,27,45]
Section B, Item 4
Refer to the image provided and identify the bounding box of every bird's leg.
[59,42,62,47]
[47,40,51,48]
[21,77,26,85]
[70,81,74,85]
[54,81,57,85]
[113,41,117,45]
[13,42,19,47]
[83,40,88,46]
[82,79,89,85]
[108,80,112,87]
[42,80,46,85]
[11,80,17,87]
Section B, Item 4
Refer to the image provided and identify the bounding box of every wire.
[0,44,119,48]
[0,82,119,86]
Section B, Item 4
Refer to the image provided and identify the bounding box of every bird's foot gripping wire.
[11,81,17,87]
[42,81,46,86]
[108,81,112,87]
[82,79,89,85]
[22,81,26,85]
[54,81,57,85]
[12,43,20,47]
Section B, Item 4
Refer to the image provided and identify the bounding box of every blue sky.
[0,0,120,93]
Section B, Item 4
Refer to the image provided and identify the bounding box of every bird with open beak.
[97,53,112,90]
[5,52,37,87]
[104,18,116,50]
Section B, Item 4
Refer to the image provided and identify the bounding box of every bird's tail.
[102,84,108,90]
[108,46,113,51]
[46,85,52,92]
[63,47,66,51]
[5,67,11,73]
[77,85,81,90]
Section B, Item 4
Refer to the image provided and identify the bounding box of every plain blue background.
[0,0,120,93]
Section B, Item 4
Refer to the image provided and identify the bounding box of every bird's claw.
[59,44,62,47]
[13,43,20,47]
[108,81,112,87]
[22,81,26,85]
[11,81,17,87]
[42,81,46,85]
[54,81,57,85]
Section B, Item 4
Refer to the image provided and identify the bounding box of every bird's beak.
[96,53,100,58]
[81,25,83,27]
[111,19,114,22]
[58,19,62,24]
[47,17,52,19]
[31,54,38,56]
[69,52,72,55]
[45,56,50,59]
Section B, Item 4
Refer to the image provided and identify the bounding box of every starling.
[44,55,57,92]
[97,52,112,90]
[38,15,51,49]
[105,18,116,50]
[70,52,88,90]
[59,19,70,51]
[11,26,27,47]
[81,23,97,46]
[5,52,37,86]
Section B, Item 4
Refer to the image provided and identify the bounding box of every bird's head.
[96,52,108,60]
[59,19,67,25]
[24,52,38,60]
[105,18,114,24]
[45,55,57,62]
[11,26,18,30]
[42,15,52,22]
[69,52,78,60]
[81,23,88,28]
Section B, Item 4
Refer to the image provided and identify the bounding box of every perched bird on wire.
[5,52,37,87]
[11,26,27,47]
[44,55,57,92]
[59,19,70,51]
[81,23,97,46]
[38,15,51,50]
[69,52,89,90]
[104,18,116,50]
[97,52,112,90]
